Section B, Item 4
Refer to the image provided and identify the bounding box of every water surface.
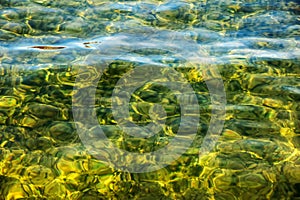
[0,0,300,199]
